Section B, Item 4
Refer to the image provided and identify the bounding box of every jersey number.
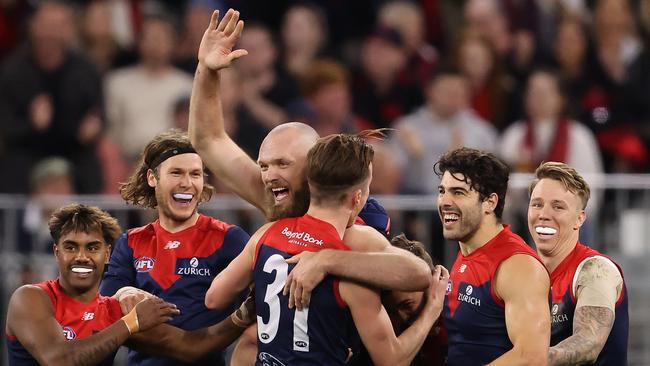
[258,254,310,352]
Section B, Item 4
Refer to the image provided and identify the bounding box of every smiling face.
[55,230,110,296]
[147,153,204,225]
[528,178,585,257]
[258,129,314,220]
[437,171,486,243]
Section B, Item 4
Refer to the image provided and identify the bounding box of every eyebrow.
[439,185,470,193]
[60,240,103,246]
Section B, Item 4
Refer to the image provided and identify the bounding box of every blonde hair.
[529,161,591,209]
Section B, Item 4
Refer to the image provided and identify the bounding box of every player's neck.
[459,219,504,256]
[158,211,200,233]
[539,236,579,274]
[306,205,350,239]
[59,279,99,303]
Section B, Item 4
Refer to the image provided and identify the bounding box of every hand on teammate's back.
[198,8,248,71]
[284,251,328,311]
[134,297,180,332]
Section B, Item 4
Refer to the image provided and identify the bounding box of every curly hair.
[434,147,509,219]
[49,203,122,246]
[119,129,214,208]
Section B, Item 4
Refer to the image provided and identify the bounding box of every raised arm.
[339,265,449,366]
[189,9,268,213]
[6,286,178,366]
[127,294,255,362]
[284,225,431,309]
[205,222,271,309]
[548,257,622,365]
[489,254,551,366]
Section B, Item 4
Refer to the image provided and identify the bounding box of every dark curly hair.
[49,203,122,246]
[433,147,509,219]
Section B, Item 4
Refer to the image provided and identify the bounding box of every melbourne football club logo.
[134,256,155,272]
[62,326,76,340]
[465,285,473,296]
[258,352,286,366]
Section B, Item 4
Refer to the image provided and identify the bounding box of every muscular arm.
[7,286,131,366]
[188,9,268,214]
[205,223,271,309]
[548,257,622,365]
[284,225,431,309]
[489,254,551,366]
[339,265,448,366]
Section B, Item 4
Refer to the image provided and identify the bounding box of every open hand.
[283,251,327,311]
[198,9,248,71]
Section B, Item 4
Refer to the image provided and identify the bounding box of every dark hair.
[434,147,509,219]
[49,203,122,246]
[307,132,375,205]
[120,129,213,208]
[390,233,437,269]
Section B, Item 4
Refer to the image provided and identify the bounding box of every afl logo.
[295,341,307,348]
[190,257,199,268]
[260,333,270,340]
[446,280,453,295]
[552,304,559,315]
[134,257,155,272]
[465,285,473,296]
[62,326,76,340]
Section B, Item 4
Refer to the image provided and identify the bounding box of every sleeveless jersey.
[253,214,359,366]
[550,242,628,365]
[443,225,543,366]
[100,214,249,366]
[6,279,122,366]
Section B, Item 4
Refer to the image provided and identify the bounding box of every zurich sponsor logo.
[134,257,155,272]
[446,279,453,295]
[551,303,568,324]
[552,303,559,315]
[465,285,473,296]
[62,326,76,340]
[258,352,286,366]
[176,257,211,277]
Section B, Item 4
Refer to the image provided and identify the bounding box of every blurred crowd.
[1,0,650,201]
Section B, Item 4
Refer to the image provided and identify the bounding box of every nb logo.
[134,257,155,272]
[82,312,94,321]
[459,264,467,273]
[164,240,181,250]
[465,285,473,296]
[62,326,76,340]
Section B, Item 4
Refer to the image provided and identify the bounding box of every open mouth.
[535,226,557,237]
[442,212,460,226]
[270,187,289,202]
[172,193,194,204]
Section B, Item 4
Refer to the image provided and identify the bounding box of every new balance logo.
[82,312,95,321]
[164,240,181,249]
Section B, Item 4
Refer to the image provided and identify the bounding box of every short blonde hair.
[529,162,591,209]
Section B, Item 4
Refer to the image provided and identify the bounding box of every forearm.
[189,64,224,148]
[488,346,548,366]
[548,335,600,366]
[45,321,130,366]
[323,250,430,291]
[388,311,436,366]
[128,318,245,362]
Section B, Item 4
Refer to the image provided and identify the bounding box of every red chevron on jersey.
[127,215,231,290]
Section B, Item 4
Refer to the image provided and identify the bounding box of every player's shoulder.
[127,222,155,237]
[9,284,51,311]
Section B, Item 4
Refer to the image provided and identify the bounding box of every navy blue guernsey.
[549,242,629,365]
[253,214,359,366]
[100,214,249,366]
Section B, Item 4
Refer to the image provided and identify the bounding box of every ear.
[483,192,499,215]
[146,169,157,188]
[575,210,587,230]
[53,243,59,258]
[105,244,112,264]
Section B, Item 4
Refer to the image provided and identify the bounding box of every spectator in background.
[391,69,497,196]
[281,3,329,79]
[235,23,299,130]
[175,0,214,74]
[79,0,128,75]
[453,31,514,130]
[105,14,193,164]
[377,0,439,90]
[0,0,104,194]
[353,26,422,129]
[19,157,75,253]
